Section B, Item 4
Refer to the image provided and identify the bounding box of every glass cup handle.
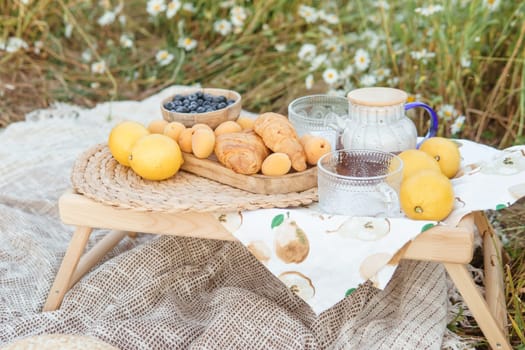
[404,102,439,148]
[375,183,400,216]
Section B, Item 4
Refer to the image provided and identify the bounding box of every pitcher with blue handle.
[332,87,439,153]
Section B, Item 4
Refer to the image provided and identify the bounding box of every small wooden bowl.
[161,88,242,129]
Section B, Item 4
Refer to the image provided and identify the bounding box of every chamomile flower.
[65,23,73,38]
[298,5,318,23]
[373,0,390,10]
[322,38,342,54]
[220,0,235,8]
[414,4,444,16]
[318,10,339,25]
[305,74,314,90]
[147,0,166,16]
[298,43,316,62]
[178,37,197,51]
[97,11,116,26]
[327,89,345,97]
[182,3,196,12]
[483,0,500,11]
[340,65,354,79]
[156,50,174,66]
[166,0,181,18]
[230,6,247,27]
[410,48,436,63]
[91,60,106,74]
[21,0,31,5]
[322,68,339,85]
[360,74,377,87]
[439,104,457,121]
[310,54,328,71]
[363,30,380,50]
[460,54,471,68]
[119,15,126,25]
[33,40,43,55]
[354,49,370,71]
[450,115,466,135]
[120,34,133,48]
[81,49,92,62]
[374,67,391,80]
[319,25,333,36]
[214,19,232,36]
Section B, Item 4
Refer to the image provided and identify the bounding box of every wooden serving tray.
[181,153,317,195]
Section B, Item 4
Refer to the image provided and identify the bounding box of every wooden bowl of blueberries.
[161,88,242,129]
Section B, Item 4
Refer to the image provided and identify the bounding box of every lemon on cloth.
[419,137,461,178]
[399,169,455,221]
[129,134,183,181]
[397,149,441,181]
[108,121,149,166]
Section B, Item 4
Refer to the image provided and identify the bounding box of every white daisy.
[298,43,316,62]
[33,40,43,54]
[21,0,31,5]
[147,0,166,16]
[182,3,196,12]
[64,23,73,38]
[97,11,116,26]
[483,0,500,11]
[214,19,232,36]
[298,5,318,23]
[373,0,390,10]
[340,65,354,79]
[415,4,444,16]
[374,67,391,80]
[322,38,342,54]
[387,77,400,86]
[91,60,106,74]
[327,89,345,97]
[360,74,377,87]
[363,30,380,50]
[322,68,339,85]
[120,34,133,48]
[118,15,126,25]
[354,49,370,71]
[230,6,247,27]
[178,37,197,51]
[310,54,328,71]
[166,0,181,18]
[305,74,314,90]
[220,0,235,8]
[318,10,339,24]
[450,115,466,134]
[156,50,174,66]
[319,25,333,36]
[90,82,100,89]
[439,104,457,121]
[410,48,436,63]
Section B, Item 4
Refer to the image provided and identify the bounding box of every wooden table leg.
[43,226,92,312]
[69,230,132,288]
[444,263,511,350]
[474,212,509,337]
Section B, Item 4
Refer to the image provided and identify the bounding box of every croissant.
[253,112,307,171]
[214,131,270,175]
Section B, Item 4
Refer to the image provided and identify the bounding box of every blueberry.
[196,106,206,113]
[227,99,236,105]
[189,101,198,109]
[195,98,204,106]
[195,91,204,98]
[173,94,184,101]
[188,94,198,101]
[217,102,227,109]
[175,106,186,113]
[173,100,182,106]
[204,94,214,101]
[164,102,174,110]
[205,107,214,112]
[182,99,190,106]
[216,95,227,103]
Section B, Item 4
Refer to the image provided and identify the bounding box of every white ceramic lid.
[347,87,408,107]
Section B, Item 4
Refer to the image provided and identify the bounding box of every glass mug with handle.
[331,87,439,153]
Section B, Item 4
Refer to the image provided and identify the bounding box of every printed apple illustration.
[327,217,390,241]
[215,212,243,233]
[278,271,315,301]
[481,150,525,176]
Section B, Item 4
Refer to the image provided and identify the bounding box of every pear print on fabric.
[481,149,525,176]
[272,213,310,264]
[215,212,243,233]
[279,271,315,301]
[327,217,390,241]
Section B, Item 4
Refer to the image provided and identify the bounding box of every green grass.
[1,0,525,347]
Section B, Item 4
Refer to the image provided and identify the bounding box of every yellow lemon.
[129,134,183,181]
[108,121,149,166]
[397,149,441,181]
[419,137,461,178]
[399,169,455,221]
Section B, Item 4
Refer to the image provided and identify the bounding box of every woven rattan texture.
[71,144,318,213]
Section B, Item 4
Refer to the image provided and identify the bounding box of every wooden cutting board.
[181,153,317,195]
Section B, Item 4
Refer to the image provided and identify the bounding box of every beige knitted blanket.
[0,87,470,349]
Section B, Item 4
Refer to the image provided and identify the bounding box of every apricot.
[147,119,169,134]
[192,128,216,159]
[178,128,195,153]
[261,153,292,176]
[303,136,332,165]
[236,116,255,130]
[163,121,186,142]
[192,123,213,132]
[214,120,242,136]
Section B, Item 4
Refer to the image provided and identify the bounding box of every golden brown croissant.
[214,131,270,175]
[253,112,307,171]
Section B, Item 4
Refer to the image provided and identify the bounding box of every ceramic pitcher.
[334,87,439,153]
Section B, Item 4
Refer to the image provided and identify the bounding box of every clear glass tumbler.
[317,149,404,217]
[288,95,348,150]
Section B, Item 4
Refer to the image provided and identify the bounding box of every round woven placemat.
[71,144,318,213]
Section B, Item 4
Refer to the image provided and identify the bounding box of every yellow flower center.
[153,4,161,11]
[488,0,495,4]
[359,57,365,63]
[184,38,192,45]
[159,52,168,59]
